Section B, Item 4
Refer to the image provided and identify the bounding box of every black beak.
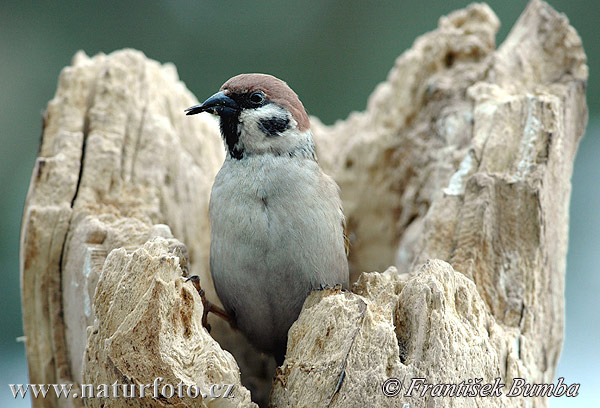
[185,91,239,116]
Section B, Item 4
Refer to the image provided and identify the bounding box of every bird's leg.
[315,283,345,291]
[314,283,349,293]
[185,275,235,332]
[168,242,234,331]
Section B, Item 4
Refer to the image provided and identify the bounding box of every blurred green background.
[1,1,597,406]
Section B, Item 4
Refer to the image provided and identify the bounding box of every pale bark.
[20,0,587,407]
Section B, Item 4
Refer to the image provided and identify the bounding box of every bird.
[185,73,349,365]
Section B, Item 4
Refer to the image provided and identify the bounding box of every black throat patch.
[258,116,290,137]
[219,115,244,160]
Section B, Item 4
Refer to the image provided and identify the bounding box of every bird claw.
[184,275,235,331]
[185,275,202,291]
[314,283,343,291]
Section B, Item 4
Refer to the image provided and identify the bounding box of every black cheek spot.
[258,116,290,137]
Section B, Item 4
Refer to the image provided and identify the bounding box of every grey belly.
[209,200,343,354]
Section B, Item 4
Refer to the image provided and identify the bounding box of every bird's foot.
[315,283,343,291]
[185,275,235,332]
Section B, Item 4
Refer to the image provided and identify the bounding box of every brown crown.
[221,73,310,131]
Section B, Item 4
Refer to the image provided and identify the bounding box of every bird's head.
[185,73,314,160]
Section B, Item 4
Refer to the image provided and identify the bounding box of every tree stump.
[20,1,587,407]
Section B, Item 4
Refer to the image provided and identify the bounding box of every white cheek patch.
[240,106,292,140]
[237,104,304,156]
[239,104,294,134]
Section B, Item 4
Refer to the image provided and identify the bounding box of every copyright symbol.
[382,378,402,397]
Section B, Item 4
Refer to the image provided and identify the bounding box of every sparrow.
[185,73,349,365]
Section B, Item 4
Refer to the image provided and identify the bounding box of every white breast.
[208,153,348,353]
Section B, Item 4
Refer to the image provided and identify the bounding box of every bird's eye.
[249,91,265,105]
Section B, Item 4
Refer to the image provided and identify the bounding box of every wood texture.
[20,1,587,406]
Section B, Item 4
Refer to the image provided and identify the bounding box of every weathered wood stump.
[20,1,587,406]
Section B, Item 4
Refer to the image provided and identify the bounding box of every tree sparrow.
[185,73,349,365]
